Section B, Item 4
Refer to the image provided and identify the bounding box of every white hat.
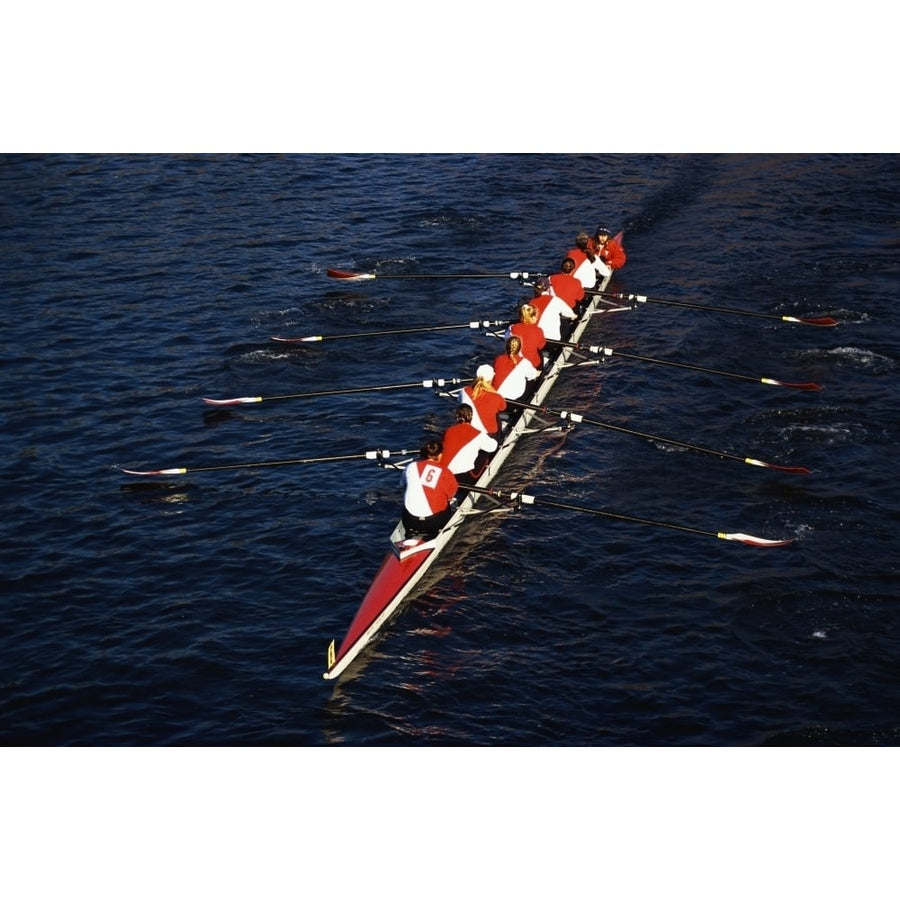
[476,364,495,381]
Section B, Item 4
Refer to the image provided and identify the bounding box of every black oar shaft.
[202,378,464,405]
[121,449,419,477]
[507,400,809,473]
[548,340,822,390]
[466,486,793,546]
[272,320,507,343]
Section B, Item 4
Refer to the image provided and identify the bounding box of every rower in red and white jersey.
[567,231,611,290]
[508,303,546,370]
[492,335,540,401]
[459,364,507,438]
[548,257,585,310]
[588,225,626,270]
[530,281,576,342]
[442,404,499,484]
[401,440,459,538]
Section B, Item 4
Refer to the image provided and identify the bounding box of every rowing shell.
[324,246,627,680]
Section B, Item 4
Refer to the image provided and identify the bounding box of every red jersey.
[566,247,588,267]
[442,422,498,475]
[589,236,626,270]
[493,351,539,400]
[403,459,458,518]
[548,272,584,309]
[531,292,576,341]
[461,385,507,434]
[509,322,546,369]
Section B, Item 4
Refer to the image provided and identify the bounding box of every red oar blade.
[787,315,838,326]
[326,268,376,281]
[745,457,812,474]
[719,532,795,547]
[201,396,263,406]
[761,379,823,391]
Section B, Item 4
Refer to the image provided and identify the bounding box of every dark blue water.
[2,153,898,746]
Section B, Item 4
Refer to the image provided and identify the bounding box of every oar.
[506,400,811,474]
[271,319,509,343]
[327,268,538,282]
[547,339,823,390]
[202,377,464,406]
[120,448,418,477]
[592,290,837,327]
[467,486,794,547]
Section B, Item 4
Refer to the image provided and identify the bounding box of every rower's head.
[561,256,576,274]
[420,439,443,461]
[475,363,495,386]
[594,227,610,244]
[575,232,590,250]
[506,335,522,357]
[454,404,473,424]
[519,303,538,324]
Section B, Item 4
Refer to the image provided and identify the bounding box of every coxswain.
[530,280,576,342]
[401,440,459,539]
[548,257,585,310]
[589,226,627,270]
[508,303,546,370]
[492,334,540,401]
[567,231,611,290]
[460,364,508,439]
[441,404,499,485]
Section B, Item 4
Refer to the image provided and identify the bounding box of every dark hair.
[420,440,443,459]
[454,404,473,423]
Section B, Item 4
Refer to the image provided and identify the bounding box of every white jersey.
[573,256,611,289]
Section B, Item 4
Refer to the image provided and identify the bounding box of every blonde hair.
[519,304,538,324]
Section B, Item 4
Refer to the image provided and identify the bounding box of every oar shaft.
[271,320,508,343]
[202,377,464,405]
[507,400,810,474]
[467,486,793,546]
[121,448,419,477]
[593,291,837,326]
[327,268,534,281]
[548,340,822,390]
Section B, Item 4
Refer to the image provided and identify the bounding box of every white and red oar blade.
[326,268,376,281]
[120,467,187,477]
[201,396,263,406]
[719,532,795,547]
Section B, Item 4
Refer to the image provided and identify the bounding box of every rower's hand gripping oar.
[202,377,465,406]
[467,485,794,547]
[326,268,541,282]
[592,290,838,327]
[506,400,811,474]
[547,340,823,391]
[120,448,418,477]
[271,320,509,344]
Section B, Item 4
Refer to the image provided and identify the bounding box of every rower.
[567,231,611,291]
[548,257,585,312]
[530,279,577,343]
[492,334,540,402]
[459,364,508,441]
[589,226,627,270]
[401,440,459,539]
[507,303,546,371]
[442,404,499,486]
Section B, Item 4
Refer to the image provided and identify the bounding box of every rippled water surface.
[1,153,898,747]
